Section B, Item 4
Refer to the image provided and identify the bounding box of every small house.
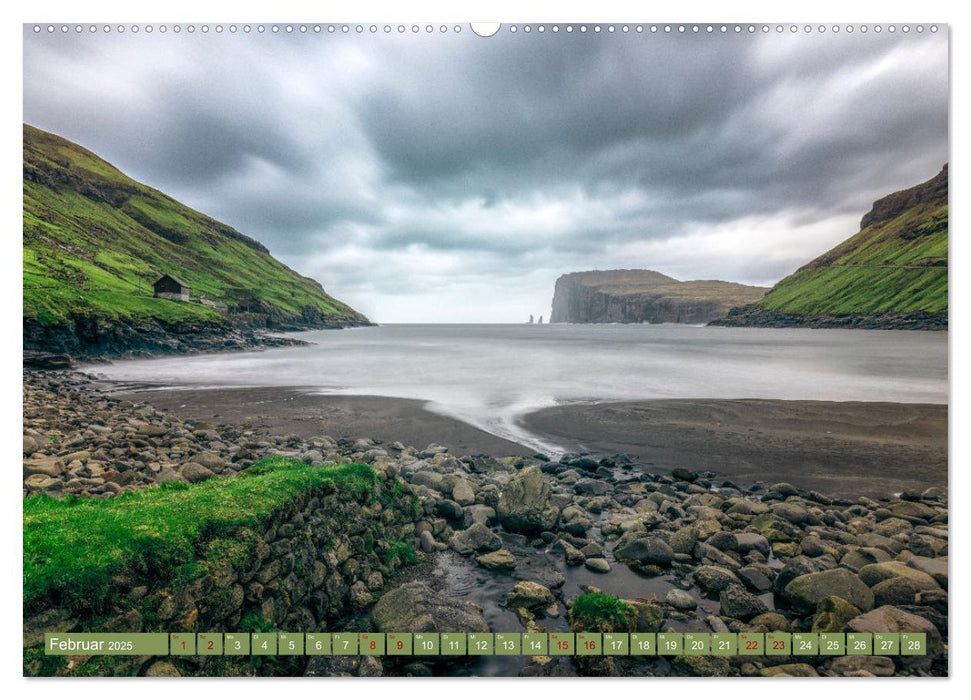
[153,274,190,302]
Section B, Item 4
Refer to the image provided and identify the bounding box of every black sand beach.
[115,386,946,498]
[114,387,534,457]
[523,399,947,497]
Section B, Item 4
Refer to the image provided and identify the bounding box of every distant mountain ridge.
[23,124,370,361]
[550,269,769,324]
[716,165,948,330]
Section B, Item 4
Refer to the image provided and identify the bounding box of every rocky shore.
[23,371,948,677]
[22,317,324,370]
[710,306,948,331]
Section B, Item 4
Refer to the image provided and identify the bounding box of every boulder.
[693,565,740,593]
[180,462,216,483]
[785,569,874,613]
[734,532,770,555]
[719,584,768,621]
[411,471,445,492]
[506,581,555,610]
[906,555,948,588]
[858,561,941,592]
[829,656,896,677]
[665,589,697,611]
[448,522,501,555]
[23,457,65,477]
[614,536,674,566]
[497,466,559,534]
[584,558,611,574]
[452,479,475,506]
[872,577,922,607]
[476,549,516,571]
[372,582,489,633]
[193,452,226,470]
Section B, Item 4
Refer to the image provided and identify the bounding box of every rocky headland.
[550,270,768,324]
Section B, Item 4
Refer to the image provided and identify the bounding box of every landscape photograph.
[22,23,948,678]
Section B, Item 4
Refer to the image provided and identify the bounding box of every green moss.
[23,124,367,327]
[568,593,634,632]
[23,458,376,616]
[384,539,419,566]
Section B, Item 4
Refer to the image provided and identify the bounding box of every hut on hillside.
[153,274,190,302]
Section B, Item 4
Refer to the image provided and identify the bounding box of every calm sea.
[85,324,948,453]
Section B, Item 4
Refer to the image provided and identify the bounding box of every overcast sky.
[23,25,948,322]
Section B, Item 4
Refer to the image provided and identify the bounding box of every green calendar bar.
[820,633,845,656]
[44,633,169,656]
[577,633,601,656]
[684,633,710,656]
[657,633,683,656]
[630,633,656,655]
[413,633,439,656]
[874,633,899,656]
[847,633,872,656]
[901,633,927,656]
[603,633,629,656]
[711,633,736,656]
[306,633,331,655]
[792,633,818,656]
[766,632,791,656]
[524,632,548,655]
[251,632,276,655]
[224,633,249,655]
[197,633,222,656]
[496,633,521,656]
[43,630,928,657]
[169,632,195,655]
[359,633,385,656]
[549,632,574,656]
[468,633,493,655]
[332,632,358,655]
[387,633,412,655]
[278,632,304,656]
[440,633,467,655]
[739,632,764,656]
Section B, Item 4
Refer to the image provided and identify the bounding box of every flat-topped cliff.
[550,270,768,324]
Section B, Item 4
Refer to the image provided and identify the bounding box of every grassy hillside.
[23,124,368,329]
[758,166,947,316]
[718,165,947,329]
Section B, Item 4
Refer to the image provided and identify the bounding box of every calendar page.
[22,18,948,680]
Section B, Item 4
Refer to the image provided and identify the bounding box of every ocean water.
[85,323,948,454]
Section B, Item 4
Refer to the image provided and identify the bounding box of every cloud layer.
[24,26,948,321]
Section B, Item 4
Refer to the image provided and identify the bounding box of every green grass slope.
[23,124,368,329]
[719,165,947,329]
[23,458,377,615]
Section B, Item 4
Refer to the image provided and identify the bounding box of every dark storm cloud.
[22,26,948,321]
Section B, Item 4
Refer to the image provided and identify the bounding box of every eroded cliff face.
[550,270,768,324]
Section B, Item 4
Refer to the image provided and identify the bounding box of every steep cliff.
[716,165,948,330]
[550,270,768,324]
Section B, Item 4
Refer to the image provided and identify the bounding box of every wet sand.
[522,399,947,497]
[114,385,946,497]
[113,386,534,457]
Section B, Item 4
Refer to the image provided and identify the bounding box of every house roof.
[156,274,189,288]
